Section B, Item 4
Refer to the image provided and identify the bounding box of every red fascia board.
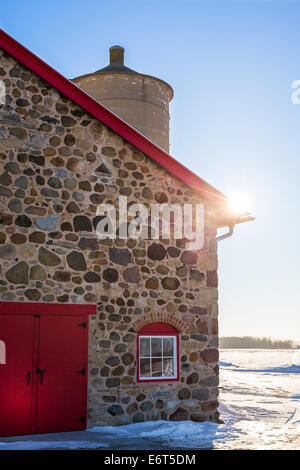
[0,28,227,205]
[0,301,96,316]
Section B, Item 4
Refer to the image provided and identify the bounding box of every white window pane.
[139,334,177,380]
[163,358,174,377]
[163,337,174,356]
[140,337,150,357]
[140,358,151,377]
[151,337,162,357]
[152,357,162,377]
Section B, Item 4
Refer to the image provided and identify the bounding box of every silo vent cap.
[109,46,125,65]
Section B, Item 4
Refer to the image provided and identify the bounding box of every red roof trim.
[0,28,226,204]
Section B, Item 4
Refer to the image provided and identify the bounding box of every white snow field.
[0,349,299,450]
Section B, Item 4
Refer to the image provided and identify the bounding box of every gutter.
[216,215,255,242]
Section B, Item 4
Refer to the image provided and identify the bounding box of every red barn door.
[35,315,87,433]
[0,302,94,437]
[0,315,35,437]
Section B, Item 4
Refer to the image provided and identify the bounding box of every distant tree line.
[219,336,297,349]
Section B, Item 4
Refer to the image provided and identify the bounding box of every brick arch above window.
[132,313,185,333]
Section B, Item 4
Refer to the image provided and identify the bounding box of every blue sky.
[1,0,300,340]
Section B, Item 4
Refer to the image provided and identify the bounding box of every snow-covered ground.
[0,349,299,450]
[217,348,300,449]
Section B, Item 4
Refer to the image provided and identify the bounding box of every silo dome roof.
[95,46,138,74]
[95,62,138,75]
[73,45,174,101]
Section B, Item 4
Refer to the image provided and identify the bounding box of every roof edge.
[0,28,228,210]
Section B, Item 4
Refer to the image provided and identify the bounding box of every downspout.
[216,224,235,242]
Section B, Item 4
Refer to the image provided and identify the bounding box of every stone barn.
[0,29,251,436]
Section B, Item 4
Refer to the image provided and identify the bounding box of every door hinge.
[75,416,85,423]
[75,368,86,375]
[77,321,87,328]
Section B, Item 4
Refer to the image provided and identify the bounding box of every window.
[137,323,179,382]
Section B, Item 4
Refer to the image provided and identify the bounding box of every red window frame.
[137,322,180,383]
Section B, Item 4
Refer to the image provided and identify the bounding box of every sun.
[227,191,253,215]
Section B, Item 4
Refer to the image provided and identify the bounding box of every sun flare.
[227,191,253,215]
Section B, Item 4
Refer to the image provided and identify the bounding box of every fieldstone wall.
[0,48,220,426]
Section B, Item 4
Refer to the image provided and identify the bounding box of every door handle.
[26,371,31,386]
[36,368,46,385]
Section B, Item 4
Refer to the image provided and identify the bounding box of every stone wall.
[0,48,220,426]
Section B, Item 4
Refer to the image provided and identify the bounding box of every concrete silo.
[72,46,173,153]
